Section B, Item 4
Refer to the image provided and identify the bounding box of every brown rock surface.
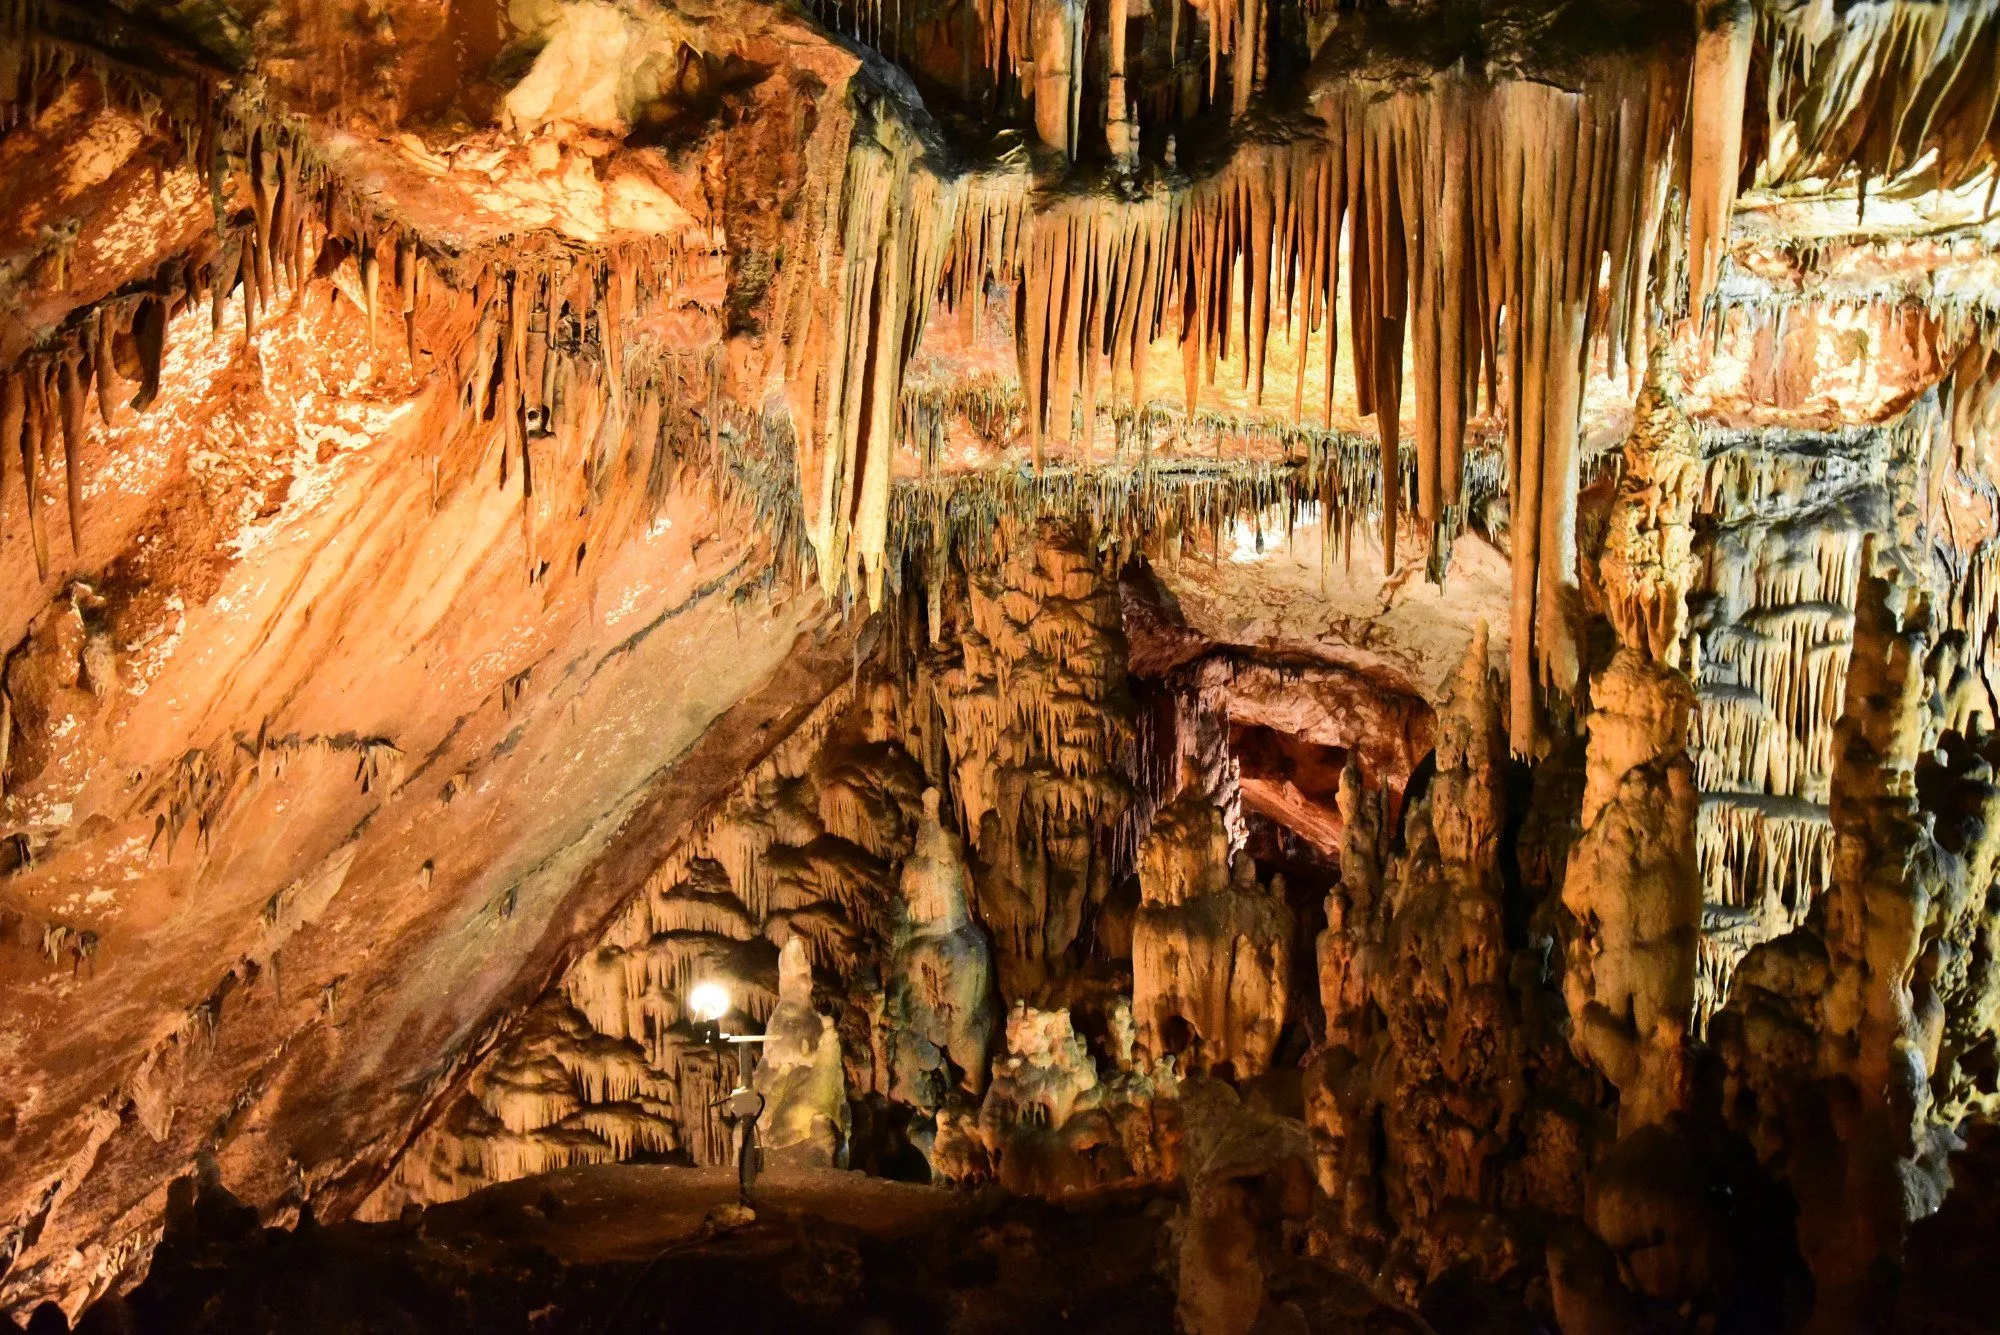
[9,2,2000,1330]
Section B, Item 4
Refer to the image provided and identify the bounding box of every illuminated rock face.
[931,524,1136,992]
[882,787,997,1109]
[754,935,850,1167]
[1131,763,1291,1082]
[1566,374,1705,1134]
[10,1,2000,1330]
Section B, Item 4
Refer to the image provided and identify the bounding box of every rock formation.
[1563,351,1703,1134]
[10,1,2000,1331]
[926,998,1181,1195]
[753,936,850,1168]
[932,524,1135,991]
[1132,758,1291,1081]
[1173,1078,1316,1335]
[1710,561,2000,1323]
[881,787,997,1108]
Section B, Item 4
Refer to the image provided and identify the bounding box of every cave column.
[1561,348,1702,1136]
[1801,559,1939,1329]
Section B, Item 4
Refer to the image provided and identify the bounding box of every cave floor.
[413,1163,970,1265]
[103,1165,1202,1334]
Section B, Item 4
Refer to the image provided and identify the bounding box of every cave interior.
[6,0,2000,1330]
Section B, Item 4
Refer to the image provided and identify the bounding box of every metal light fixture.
[681,975,768,1206]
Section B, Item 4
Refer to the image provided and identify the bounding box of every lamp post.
[687,978,768,1206]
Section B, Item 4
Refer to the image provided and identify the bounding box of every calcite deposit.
[8,0,2000,1331]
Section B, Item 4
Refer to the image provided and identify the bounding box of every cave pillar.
[1133,758,1291,1080]
[935,522,1134,994]
[1561,350,1702,1136]
[1364,620,1521,1227]
[1796,562,1943,1328]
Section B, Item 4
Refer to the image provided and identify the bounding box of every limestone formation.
[1301,624,1553,1295]
[1368,625,1522,1246]
[11,1,2000,1330]
[1174,1078,1316,1335]
[1562,652,1702,1134]
[1132,760,1291,1081]
[1564,364,1704,1135]
[1599,350,1700,668]
[882,788,998,1107]
[933,525,1135,989]
[753,936,850,1168]
[934,1001,1179,1196]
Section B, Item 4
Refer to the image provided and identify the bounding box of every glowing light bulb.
[687,980,731,1023]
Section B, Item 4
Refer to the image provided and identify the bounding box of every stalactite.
[1687,0,1753,317]
[0,84,749,592]
[1684,408,1928,1013]
[917,55,1683,752]
[0,373,20,559]
[794,102,963,609]
[55,350,85,555]
[19,365,50,579]
[1761,0,2000,194]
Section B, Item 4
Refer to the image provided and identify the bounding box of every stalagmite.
[1563,648,1702,1132]
[883,789,998,1108]
[1316,756,1383,1053]
[1131,757,1291,1081]
[939,1001,1178,1195]
[1798,563,1950,1318]
[1303,622,1539,1278]
[752,936,850,1167]
[1173,1079,1314,1335]
[1707,557,2000,1327]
